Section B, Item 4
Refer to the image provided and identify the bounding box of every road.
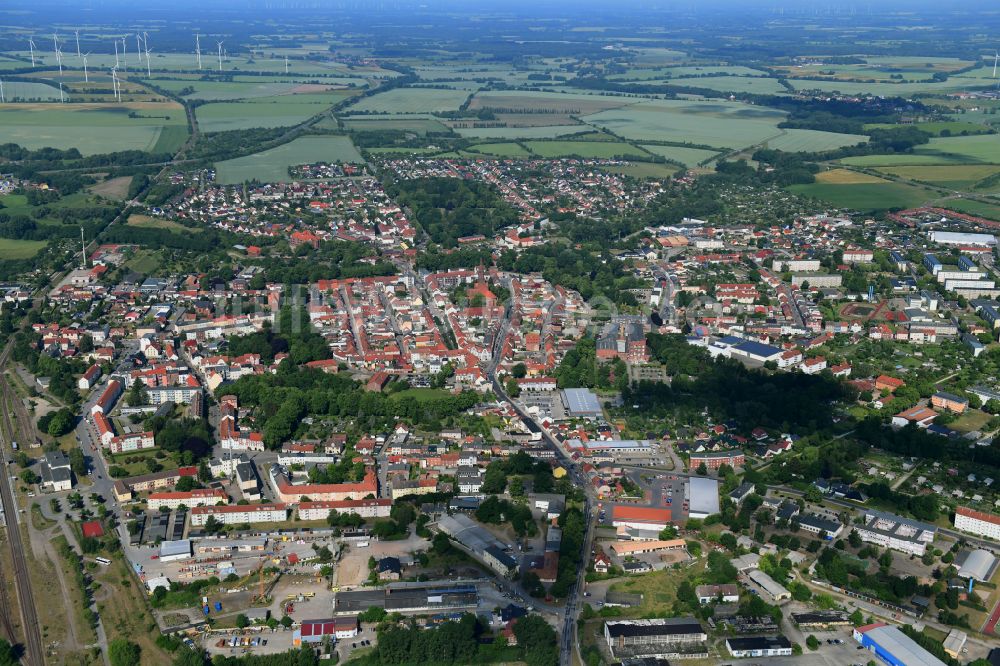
[483,304,592,665]
[0,346,44,666]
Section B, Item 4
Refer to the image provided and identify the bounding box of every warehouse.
[930,231,997,247]
[955,549,998,583]
[158,539,192,563]
[853,623,948,666]
[791,611,850,629]
[561,388,603,419]
[604,618,707,660]
[332,585,478,616]
[747,569,791,602]
[687,477,720,519]
[727,340,784,365]
[725,636,792,658]
[611,505,672,532]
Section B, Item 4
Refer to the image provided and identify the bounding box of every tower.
[80,226,87,269]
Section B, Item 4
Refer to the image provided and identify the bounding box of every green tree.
[126,380,149,407]
[235,614,250,629]
[806,635,819,651]
[47,408,75,437]
[109,639,141,666]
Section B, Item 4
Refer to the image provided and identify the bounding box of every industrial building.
[929,231,997,247]
[747,569,791,602]
[437,513,517,577]
[725,636,793,658]
[687,477,720,519]
[955,549,998,583]
[332,584,478,616]
[853,623,948,666]
[560,388,603,419]
[603,619,707,660]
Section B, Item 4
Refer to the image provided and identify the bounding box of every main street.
[483,303,594,666]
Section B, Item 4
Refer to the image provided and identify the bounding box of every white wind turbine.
[75,30,81,58]
[196,33,202,70]
[0,79,5,104]
[28,38,36,67]
[121,37,128,71]
[145,45,152,77]
[136,33,142,62]
[284,55,289,74]
[82,52,91,83]
[217,41,224,71]
[110,67,120,102]
[114,39,119,68]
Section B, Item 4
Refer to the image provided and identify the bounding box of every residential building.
[297,499,392,521]
[695,584,739,604]
[954,506,1000,540]
[189,503,288,526]
[147,488,227,510]
[857,510,937,556]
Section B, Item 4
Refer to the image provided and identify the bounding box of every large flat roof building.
[561,388,603,419]
[687,477,720,519]
[853,623,947,666]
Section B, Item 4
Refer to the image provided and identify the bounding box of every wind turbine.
[75,30,80,59]
[121,37,127,71]
[52,33,62,75]
[136,33,142,62]
[110,67,120,102]
[217,41,224,71]
[145,46,152,77]
[114,39,119,68]
[0,79,5,104]
[82,52,90,83]
[284,55,289,74]
[994,51,999,90]
[28,38,35,67]
[196,33,202,70]
[58,80,64,103]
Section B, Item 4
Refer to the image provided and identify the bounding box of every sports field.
[214,136,363,184]
[582,99,787,149]
[0,102,186,154]
[347,87,470,114]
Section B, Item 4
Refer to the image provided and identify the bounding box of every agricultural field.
[788,179,940,210]
[838,154,969,167]
[522,140,650,159]
[126,214,197,233]
[469,90,632,115]
[89,175,134,200]
[640,144,720,167]
[346,87,470,114]
[875,165,1000,190]
[911,134,1000,164]
[863,120,992,136]
[765,128,868,152]
[464,142,531,158]
[340,115,451,134]
[452,125,589,139]
[194,90,355,132]
[214,135,363,184]
[153,78,360,101]
[937,197,1000,222]
[582,99,787,150]
[663,75,789,95]
[609,65,768,80]
[0,102,187,154]
[0,239,47,259]
[0,81,61,101]
[786,77,973,96]
[814,168,888,185]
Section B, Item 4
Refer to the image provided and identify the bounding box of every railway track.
[0,345,43,666]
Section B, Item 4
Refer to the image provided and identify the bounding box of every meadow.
[863,121,991,136]
[662,75,789,95]
[640,144,720,167]
[347,87,471,114]
[452,125,588,139]
[153,78,358,101]
[582,99,788,150]
[0,102,187,154]
[0,239,47,259]
[469,90,632,115]
[464,142,532,158]
[0,81,61,101]
[214,136,363,184]
[341,115,451,134]
[195,90,355,132]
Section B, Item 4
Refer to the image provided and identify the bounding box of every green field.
[214,136,364,184]
[938,198,1000,221]
[864,121,991,137]
[609,65,767,80]
[876,164,1000,190]
[347,87,470,114]
[582,99,787,150]
[839,154,969,167]
[452,125,588,139]
[0,81,61,101]
[640,144,720,167]
[664,75,789,95]
[523,140,651,159]
[153,79,356,101]
[465,142,531,157]
[765,128,868,152]
[0,103,187,154]
[341,115,451,134]
[912,134,1000,164]
[0,239,46,259]
[788,180,940,210]
[195,91,355,132]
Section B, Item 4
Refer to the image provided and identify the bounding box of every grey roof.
[159,539,192,558]
[687,476,719,516]
[562,388,602,415]
[859,624,948,666]
[732,340,783,359]
[956,549,997,582]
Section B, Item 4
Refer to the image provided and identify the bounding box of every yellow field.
[815,168,888,184]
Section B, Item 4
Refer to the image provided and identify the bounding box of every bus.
[95,557,111,566]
